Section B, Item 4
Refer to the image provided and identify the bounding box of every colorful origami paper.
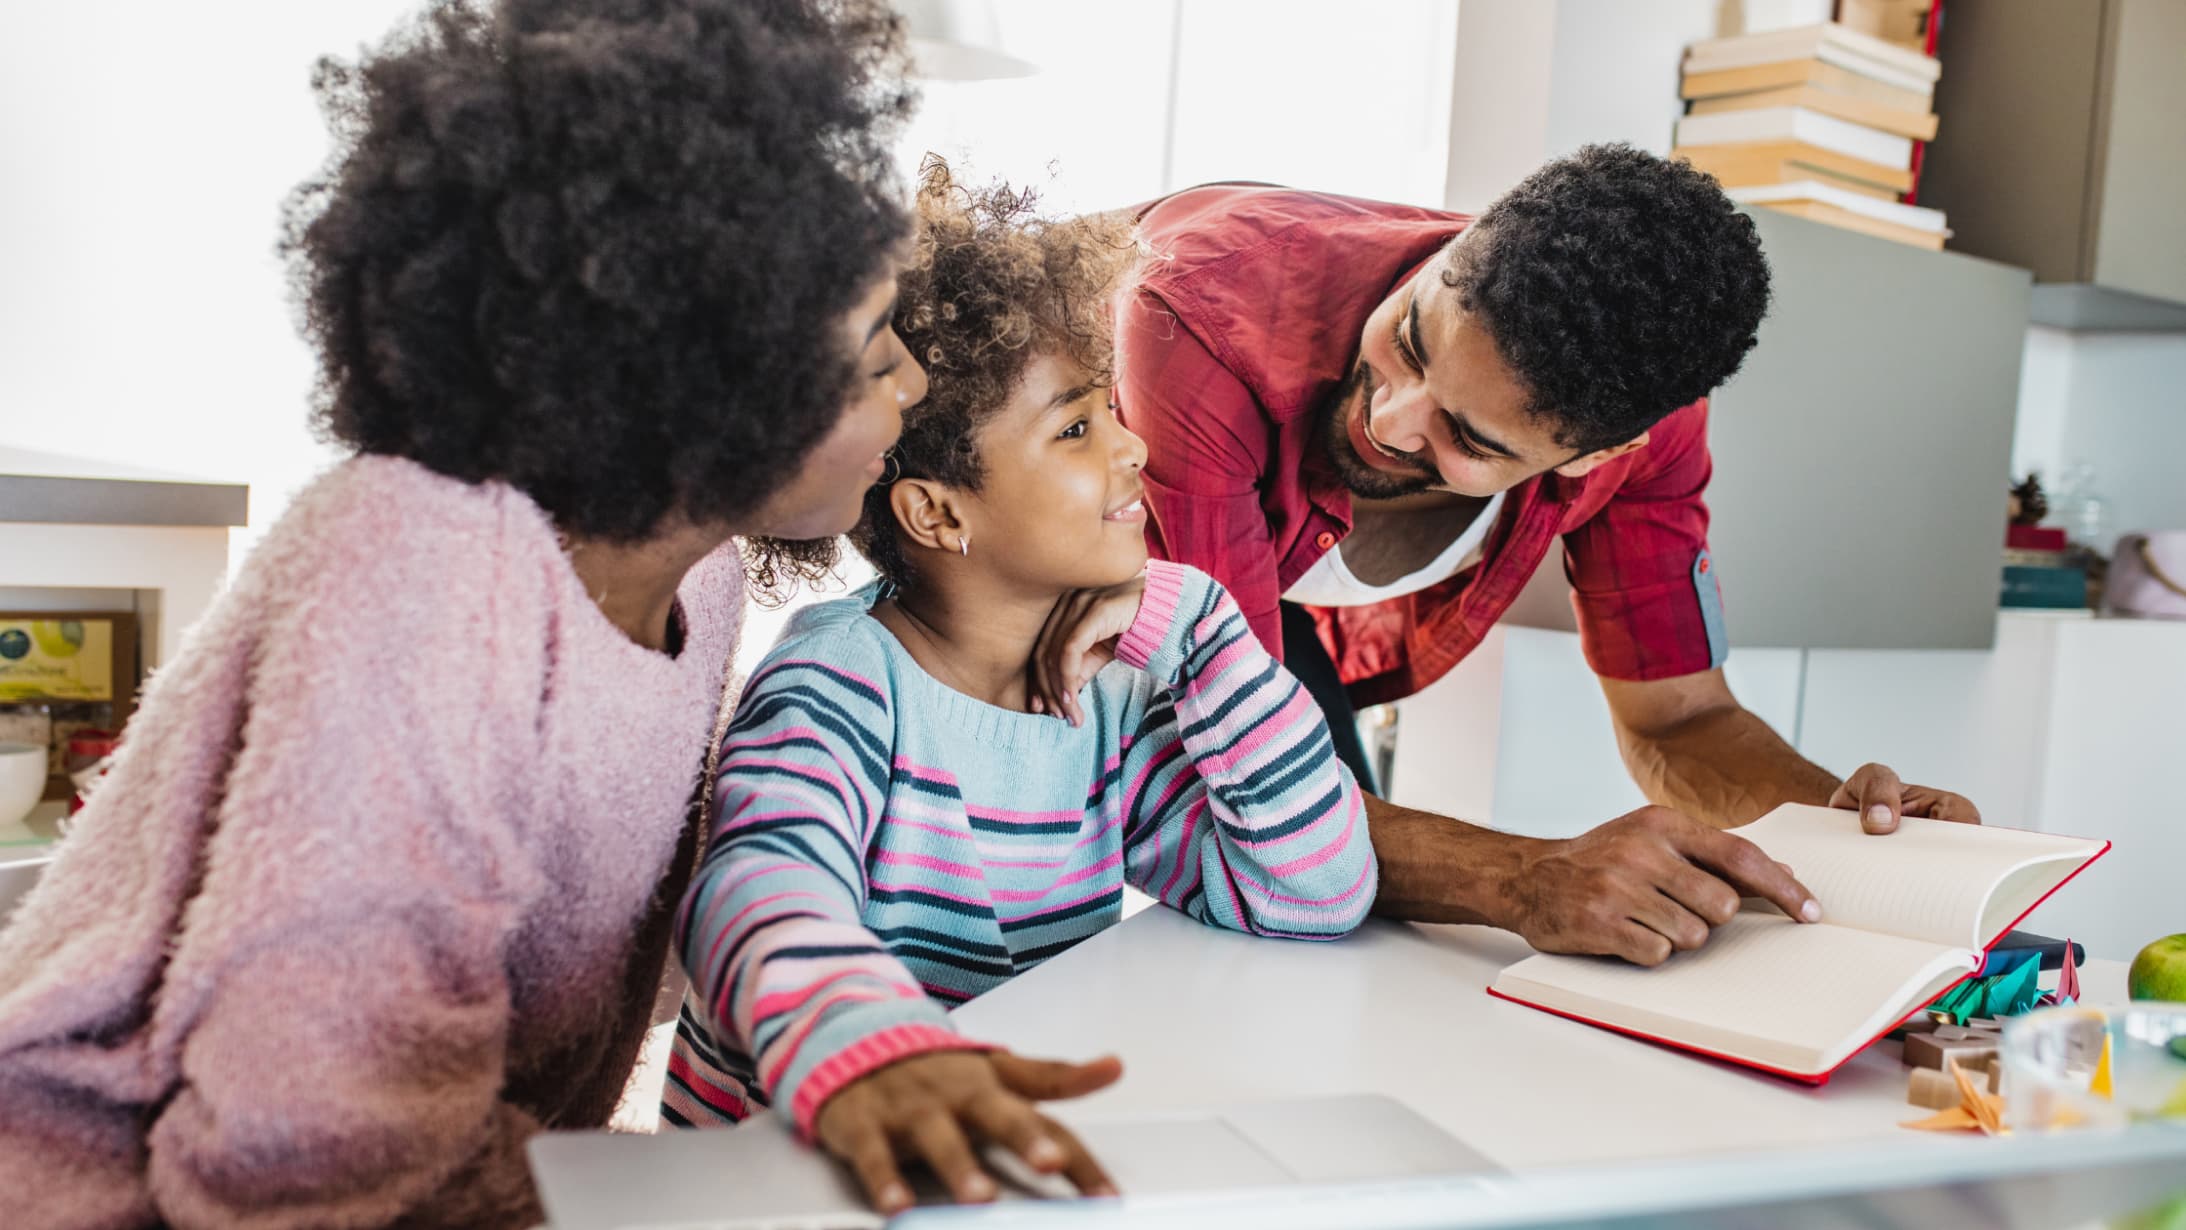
[2038,939,2082,1008]
[1931,948,2044,1025]
[1902,1056,2006,1134]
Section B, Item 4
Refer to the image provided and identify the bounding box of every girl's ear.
[889,478,968,554]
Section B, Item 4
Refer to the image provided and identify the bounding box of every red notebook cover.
[1484,831,2111,1085]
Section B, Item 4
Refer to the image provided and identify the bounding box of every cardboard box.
[1836,0,1932,53]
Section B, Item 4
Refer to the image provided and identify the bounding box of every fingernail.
[881,1183,911,1211]
[1867,804,1891,829]
[1027,1136,1063,1167]
[963,1173,997,1201]
[1088,1182,1119,1198]
[1801,899,1823,923]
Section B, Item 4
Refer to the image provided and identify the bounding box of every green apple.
[2129,934,2186,1003]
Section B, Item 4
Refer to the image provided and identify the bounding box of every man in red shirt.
[1110,145,1978,966]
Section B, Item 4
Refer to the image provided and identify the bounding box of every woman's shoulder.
[259,455,563,589]
[212,455,573,675]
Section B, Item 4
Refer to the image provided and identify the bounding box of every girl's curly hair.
[280,0,914,596]
[841,156,1137,591]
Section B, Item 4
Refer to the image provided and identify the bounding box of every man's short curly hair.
[846,158,1136,591]
[1447,143,1773,454]
[282,0,913,552]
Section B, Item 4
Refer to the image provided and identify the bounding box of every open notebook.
[1487,805,2109,1082]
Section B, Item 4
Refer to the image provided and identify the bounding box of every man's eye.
[1390,312,1417,373]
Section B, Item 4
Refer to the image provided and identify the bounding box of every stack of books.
[1674,22,1949,251]
[2001,525,2089,611]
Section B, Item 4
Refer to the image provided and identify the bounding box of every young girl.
[666,164,1378,1213]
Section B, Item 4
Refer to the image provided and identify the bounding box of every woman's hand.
[1028,574,1147,726]
[812,1049,1123,1214]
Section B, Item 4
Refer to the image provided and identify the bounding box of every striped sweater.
[666,561,1376,1133]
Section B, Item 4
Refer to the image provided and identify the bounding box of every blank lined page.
[1491,913,1975,1075]
[1735,806,2102,950]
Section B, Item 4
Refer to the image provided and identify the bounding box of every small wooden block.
[1908,1066,1962,1109]
[1905,1032,2000,1071]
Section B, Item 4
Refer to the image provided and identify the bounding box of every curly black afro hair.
[1446,143,1773,454]
[282,0,913,547]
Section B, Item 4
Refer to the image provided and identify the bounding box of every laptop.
[890,1119,2186,1230]
[527,1093,1502,1230]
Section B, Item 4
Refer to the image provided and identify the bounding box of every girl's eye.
[872,359,901,381]
[1059,419,1088,440]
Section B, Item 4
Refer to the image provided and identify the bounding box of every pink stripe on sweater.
[749,974,920,1027]
[722,724,849,756]
[1115,562,1188,670]
[890,757,960,789]
[1157,798,1204,902]
[999,877,1123,921]
[860,878,993,908]
[666,1049,751,1115]
[760,657,885,697]
[873,814,977,844]
[701,886,823,976]
[1259,799,1365,879]
[990,851,1123,902]
[789,1024,991,1138]
[964,803,1086,826]
[1236,850,1377,912]
[872,848,986,880]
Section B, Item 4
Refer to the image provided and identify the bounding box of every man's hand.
[1830,762,1982,833]
[1505,805,1821,966]
[813,1049,1122,1215]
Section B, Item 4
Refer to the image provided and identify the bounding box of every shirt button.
[1315,531,1337,550]
[1699,558,1711,574]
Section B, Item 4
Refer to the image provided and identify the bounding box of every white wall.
[0,3,422,561]
[1442,0,1723,212]
[2008,331,2186,553]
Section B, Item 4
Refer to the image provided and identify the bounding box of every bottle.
[2052,461,2112,551]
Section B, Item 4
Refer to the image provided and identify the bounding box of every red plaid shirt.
[1117,185,1726,707]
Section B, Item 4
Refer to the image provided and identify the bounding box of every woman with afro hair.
[0,1,926,1226]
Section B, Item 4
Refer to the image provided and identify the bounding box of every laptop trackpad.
[1058,1094,1496,1193]
[1066,1117,1292,1194]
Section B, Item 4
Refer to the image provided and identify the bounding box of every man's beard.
[1317,358,1440,500]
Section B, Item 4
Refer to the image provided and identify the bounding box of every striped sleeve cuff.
[787,1022,996,1140]
[1114,561,1194,684]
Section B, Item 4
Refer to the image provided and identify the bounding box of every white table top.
[949,908,2127,1173]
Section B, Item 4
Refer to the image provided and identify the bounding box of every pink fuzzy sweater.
[0,456,744,1229]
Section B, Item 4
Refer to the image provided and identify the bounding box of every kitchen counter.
[0,444,246,667]
[0,445,247,527]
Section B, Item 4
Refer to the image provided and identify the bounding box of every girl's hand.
[812,1049,1123,1214]
[1028,574,1147,726]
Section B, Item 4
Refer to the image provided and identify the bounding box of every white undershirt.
[1282,490,1507,607]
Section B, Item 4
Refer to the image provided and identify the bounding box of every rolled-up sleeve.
[1563,400,1724,682]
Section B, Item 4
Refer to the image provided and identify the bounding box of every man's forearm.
[1615,704,1839,828]
[1362,793,1531,924]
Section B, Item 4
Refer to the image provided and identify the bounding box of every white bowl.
[0,742,48,829]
